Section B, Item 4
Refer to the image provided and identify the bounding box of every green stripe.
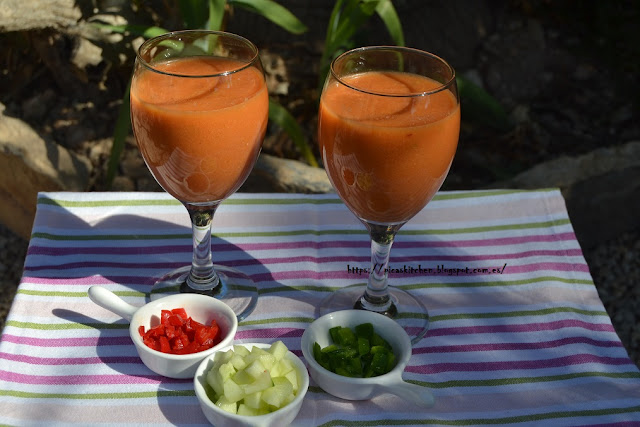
[431,188,557,201]
[317,405,640,426]
[36,189,557,209]
[0,389,194,399]
[430,306,607,321]
[5,320,128,330]
[37,198,182,208]
[30,218,572,241]
[36,197,342,208]
[416,371,640,389]
[17,289,144,298]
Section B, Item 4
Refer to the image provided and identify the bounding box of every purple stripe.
[408,354,634,374]
[0,369,190,385]
[0,352,142,365]
[235,320,614,342]
[414,337,623,354]
[23,249,585,272]
[236,328,301,340]
[21,262,590,285]
[427,320,615,337]
[25,232,578,257]
[249,262,589,282]
[1,335,132,347]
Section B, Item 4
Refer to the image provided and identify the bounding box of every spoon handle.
[379,381,435,409]
[88,286,139,321]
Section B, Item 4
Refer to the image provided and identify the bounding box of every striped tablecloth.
[1,189,639,426]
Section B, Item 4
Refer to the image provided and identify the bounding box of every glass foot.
[318,284,429,345]
[148,265,258,321]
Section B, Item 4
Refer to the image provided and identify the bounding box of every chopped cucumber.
[204,341,300,416]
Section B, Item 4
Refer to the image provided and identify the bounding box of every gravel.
[1,222,638,368]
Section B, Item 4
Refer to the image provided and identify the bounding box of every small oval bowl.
[88,286,237,379]
[301,310,434,408]
[194,342,309,427]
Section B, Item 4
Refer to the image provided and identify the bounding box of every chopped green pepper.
[312,322,396,378]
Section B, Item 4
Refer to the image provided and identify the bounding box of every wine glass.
[130,31,268,320]
[317,46,460,342]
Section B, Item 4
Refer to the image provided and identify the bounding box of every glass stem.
[358,222,404,315]
[185,203,220,291]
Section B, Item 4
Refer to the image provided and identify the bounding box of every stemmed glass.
[318,46,460,342]
[130,31,268,320]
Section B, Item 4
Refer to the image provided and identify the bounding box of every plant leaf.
[319,0,375,88]
[208,0,226,31]
[106,80,132,188]
[456,75,513,132]
[178,0,209,29]
[230,0,308,34]
[268,98,318,167]
[375,0,404,46]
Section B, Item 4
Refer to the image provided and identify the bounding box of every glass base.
[148,265,258,321]
[318,284,429,345]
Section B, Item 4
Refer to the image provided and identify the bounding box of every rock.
[0,0,81,32]
[0,104,91,239]
[242,153,332,194]
[489,141,640,248]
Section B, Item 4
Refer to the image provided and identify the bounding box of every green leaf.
[375,0,404,46]
[230,0,308,34]
[208,0,226,31]
[178,0,209,29]
[268,98,318,167]
[90,23,168,39]
[319,0,374,88]
[106,80,132,188]
[456,75,513,132]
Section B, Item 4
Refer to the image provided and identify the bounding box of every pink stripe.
[0,352,141,365]
[1,335,131,347]
[0,369,190,385]
[408,354,634,374]
[414,337,623,354]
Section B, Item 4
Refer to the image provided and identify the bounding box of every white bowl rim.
[130,293,238,361]
[301,309,412,383]
[194,341,310,422]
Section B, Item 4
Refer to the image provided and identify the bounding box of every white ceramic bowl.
[88,286,237,379]
[194,342,309,427]
[301,310,434,408]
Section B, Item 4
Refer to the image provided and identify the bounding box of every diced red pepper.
[159,336,171,353]
[171,308,188,321]
[139,307,223,355]
[167,314,184,327]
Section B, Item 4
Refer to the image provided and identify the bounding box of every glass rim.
[329,46,457,98]
[135,30,260,79]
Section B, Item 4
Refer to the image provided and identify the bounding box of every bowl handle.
[378,379,435,409]
[88,286,139,322]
